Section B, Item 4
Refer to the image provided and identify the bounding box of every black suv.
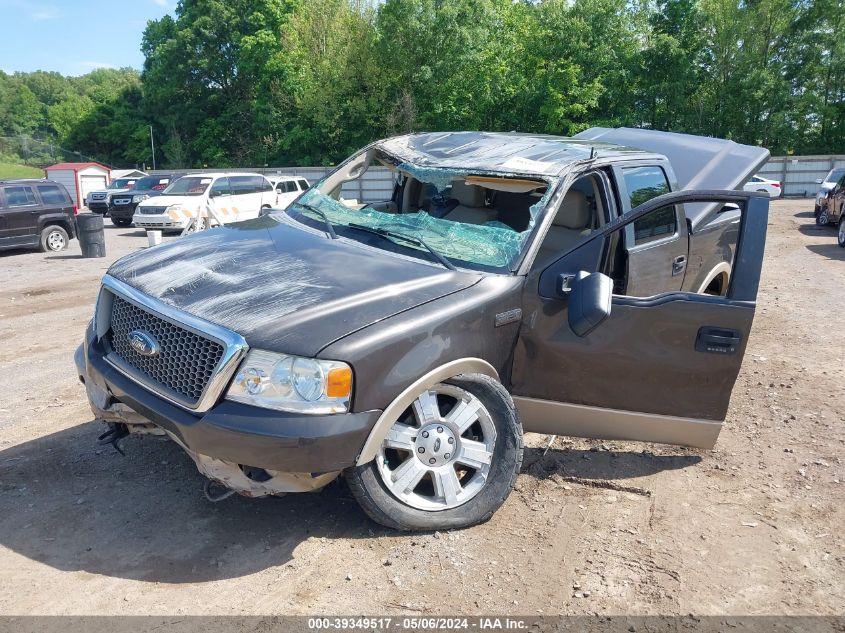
[0,179,77,252]
[108,174,178,227]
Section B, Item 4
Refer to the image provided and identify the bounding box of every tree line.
[1,0,843,169]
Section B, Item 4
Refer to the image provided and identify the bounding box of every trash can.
[77,213,106,258]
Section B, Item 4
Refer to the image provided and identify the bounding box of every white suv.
[133,173,274,231]
[267,176,311,209]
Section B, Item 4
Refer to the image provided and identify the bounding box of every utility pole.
[149,125,156,171]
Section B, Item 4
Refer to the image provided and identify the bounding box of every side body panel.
[320,275,525,415]
[683,210,740,293]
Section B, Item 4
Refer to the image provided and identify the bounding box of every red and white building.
[44,162,111,210]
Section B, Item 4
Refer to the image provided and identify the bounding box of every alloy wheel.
[47,231,66,251]
[376,383,497,511]
[838,221,845,247]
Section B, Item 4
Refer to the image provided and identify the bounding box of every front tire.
[111,217,132,227]
[39,225,68,252]
[345,374,523,531]
[817,209,830,226]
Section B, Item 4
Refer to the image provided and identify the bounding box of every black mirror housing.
[567,271,613,337]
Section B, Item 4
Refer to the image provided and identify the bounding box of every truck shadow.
[0,424,701,585]
[521,445,701,481]
[0,422,374,584]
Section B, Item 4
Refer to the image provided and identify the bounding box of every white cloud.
[151,0,169,6]
[31,6,59,20]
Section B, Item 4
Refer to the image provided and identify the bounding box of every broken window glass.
[295,159,557,271]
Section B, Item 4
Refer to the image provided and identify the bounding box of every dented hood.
[107,215,481,357]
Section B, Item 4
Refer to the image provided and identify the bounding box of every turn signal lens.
[326,366,353,398]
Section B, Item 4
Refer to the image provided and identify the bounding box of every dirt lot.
[0,201,842,616]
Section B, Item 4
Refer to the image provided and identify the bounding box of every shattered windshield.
[291,159,555,272]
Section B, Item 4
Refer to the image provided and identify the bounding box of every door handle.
[695,327,742,354]
[672,255,687,276]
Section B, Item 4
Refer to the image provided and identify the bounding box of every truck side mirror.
[565,271,613,337]
[816,179,823,185]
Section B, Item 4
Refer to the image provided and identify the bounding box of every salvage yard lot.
[0,200,842,615]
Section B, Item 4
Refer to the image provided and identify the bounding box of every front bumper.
[109,202,139,220]
[132,213,187,230]
[87,201,109,213]
[76,325,380,474]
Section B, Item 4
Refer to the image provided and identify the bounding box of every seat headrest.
[451,181,485,207]
[553,190,590,229]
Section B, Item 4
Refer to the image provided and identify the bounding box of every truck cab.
[76,129,769,531]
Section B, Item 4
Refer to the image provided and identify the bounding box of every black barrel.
[77,213,106,258]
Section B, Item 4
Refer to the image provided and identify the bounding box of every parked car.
[814,167,845,217]
[0,179,77,252]
[817,170,845,228]
[132,172,275,232]
[86,176,144,214]
[76,129,769,531]
[108,174,179,227]
[743,175,781,198]
[266,175,311,210]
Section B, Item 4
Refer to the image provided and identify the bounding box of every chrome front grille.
[139,206,167,215]
[107,295,225,405]
[98,277,248,412]
[91,192,106,200]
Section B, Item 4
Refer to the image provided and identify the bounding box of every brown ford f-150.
[76,128,770,530]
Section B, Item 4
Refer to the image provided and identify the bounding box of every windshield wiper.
[293,202,337,239]
[346,223,456,271]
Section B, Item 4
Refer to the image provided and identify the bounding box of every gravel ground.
[0,200,842,616]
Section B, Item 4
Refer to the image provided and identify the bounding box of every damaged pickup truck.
[76,128,769,530]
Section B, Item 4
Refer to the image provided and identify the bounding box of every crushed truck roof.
[378,131,652,178]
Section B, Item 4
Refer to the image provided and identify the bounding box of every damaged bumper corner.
[74,338,379,497]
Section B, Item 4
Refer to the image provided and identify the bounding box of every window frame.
[36,184,69,206]
[612,162,681,252]
[3,185,39,208]
[209,177,232,197]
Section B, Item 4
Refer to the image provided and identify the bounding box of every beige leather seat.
[536,190,592,265]
[443,181,498,225]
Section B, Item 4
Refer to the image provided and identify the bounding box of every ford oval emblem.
[128,330,160,357]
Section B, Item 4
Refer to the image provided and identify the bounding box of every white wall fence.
[153,154,845,204]
[758,155,844,197]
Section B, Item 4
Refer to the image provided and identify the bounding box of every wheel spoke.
[412,390,440,425]
[445,398,482,434]
[389,457,427,495]
[384,424,417,451]
[455,438,493,470]
[433,467,463,506]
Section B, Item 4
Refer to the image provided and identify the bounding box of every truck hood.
[106,215,481,357]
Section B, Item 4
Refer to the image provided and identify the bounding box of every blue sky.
[0,0,173,76]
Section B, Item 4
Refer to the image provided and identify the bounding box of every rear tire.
[111,217,132,227]
[345,374,523,531]
[838,220,845,248]
[39,225,68,252]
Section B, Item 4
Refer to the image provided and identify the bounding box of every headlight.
[226,350,352,414]
[133,194,149,203]
[166,204,184,212]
